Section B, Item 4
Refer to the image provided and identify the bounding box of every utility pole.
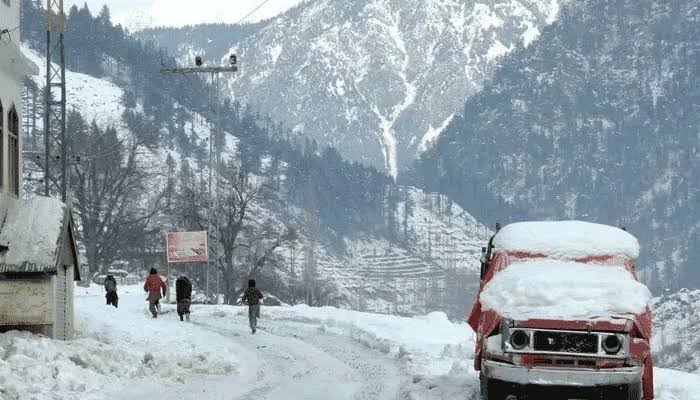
[44,0,68,202]
[160,55,238,303]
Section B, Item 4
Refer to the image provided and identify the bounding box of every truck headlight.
[510,330,530,350]
[602,334,623,354]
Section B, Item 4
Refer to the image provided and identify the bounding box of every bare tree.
[69,115,168,273]
[210,162,296,304]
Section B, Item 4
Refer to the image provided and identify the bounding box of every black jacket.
[175,277,192,302]
[242,287,264,305]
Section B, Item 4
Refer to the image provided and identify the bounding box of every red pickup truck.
[469,221,654,400]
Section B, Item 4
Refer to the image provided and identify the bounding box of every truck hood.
[512,316,634,333]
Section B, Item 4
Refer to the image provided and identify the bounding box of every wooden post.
[166,261,172,303]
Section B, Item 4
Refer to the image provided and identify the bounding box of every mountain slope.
[652,289,700,374]
[21,44,487,318]
[411,0,700,288]
[64,0,307,32]
[204,0,561,176]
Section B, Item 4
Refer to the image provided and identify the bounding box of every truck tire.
[480,374,511,400]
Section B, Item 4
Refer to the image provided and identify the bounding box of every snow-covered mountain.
[411,0,700,290]
[22,45,487,317]
[652,289,700,374]
[154,0,561,176]
[64,0,307,31]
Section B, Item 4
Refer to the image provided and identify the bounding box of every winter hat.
[150,268,157,275]
[248,279,256,288]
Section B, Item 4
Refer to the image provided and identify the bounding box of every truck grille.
[532,331,598,354]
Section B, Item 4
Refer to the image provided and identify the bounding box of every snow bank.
[480,260,652,320]
[493,221,640,259]
[0,284,239,400]
[654,368,700,400]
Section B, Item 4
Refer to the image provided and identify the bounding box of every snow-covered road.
[2,284,700,400]
[87,285,405,400]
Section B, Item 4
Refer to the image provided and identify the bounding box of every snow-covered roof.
[0,196,73,274]
[492,221,640,260]
[480,259,652,320]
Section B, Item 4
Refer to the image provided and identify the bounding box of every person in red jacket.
[144,268,167,318]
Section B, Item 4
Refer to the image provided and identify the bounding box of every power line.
[235,0,275,25]
[0,26,19,42]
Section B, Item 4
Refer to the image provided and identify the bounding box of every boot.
[185,314,190,322]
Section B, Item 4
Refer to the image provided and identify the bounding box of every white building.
[0,0,80,340]
[1,0,38,196]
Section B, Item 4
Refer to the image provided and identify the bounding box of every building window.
[8,105,19,196]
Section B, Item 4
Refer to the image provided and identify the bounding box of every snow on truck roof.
[492,221,640,260]
[480,259,652,320]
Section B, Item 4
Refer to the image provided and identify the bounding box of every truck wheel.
[480,374,511,400]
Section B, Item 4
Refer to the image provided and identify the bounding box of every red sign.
[166,231,208,263]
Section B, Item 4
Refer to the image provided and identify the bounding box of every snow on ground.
[493,220,640,259]
[480,259,652,320]
[213,304,477,376]
[0,284,240,400]
[2,285,699,400]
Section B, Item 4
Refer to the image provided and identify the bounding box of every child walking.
[242,279,264,334]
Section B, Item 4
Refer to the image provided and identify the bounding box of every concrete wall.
[53,266,76,340]
[54,228,77,340]
[0,278,54,325]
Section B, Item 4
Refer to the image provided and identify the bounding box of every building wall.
[65,265,75,339]
[0,278,54,325]
[54,231,77,340]
[0,0,20,41]
[0,64,23,200]
[53,265,66,339]
[0,0,25,199]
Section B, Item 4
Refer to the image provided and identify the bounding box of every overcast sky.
[63,0,305,31]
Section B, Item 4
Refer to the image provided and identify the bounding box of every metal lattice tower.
[44,0,67,201]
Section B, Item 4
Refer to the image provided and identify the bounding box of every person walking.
[176,276,193,322]
[144,268,167,318]
[104,274,118,308]
[242,279,264,334]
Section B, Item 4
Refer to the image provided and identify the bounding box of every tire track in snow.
[193,317,406,400]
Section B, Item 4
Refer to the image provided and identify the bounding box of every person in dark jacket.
[104,274,118,308]
[144,268,167,318]
[242,279,264,334]
[176,276,193,322]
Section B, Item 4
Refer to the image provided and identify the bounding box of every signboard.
[166,231,208,263]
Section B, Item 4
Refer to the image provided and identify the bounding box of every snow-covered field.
[1,284,699,400]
